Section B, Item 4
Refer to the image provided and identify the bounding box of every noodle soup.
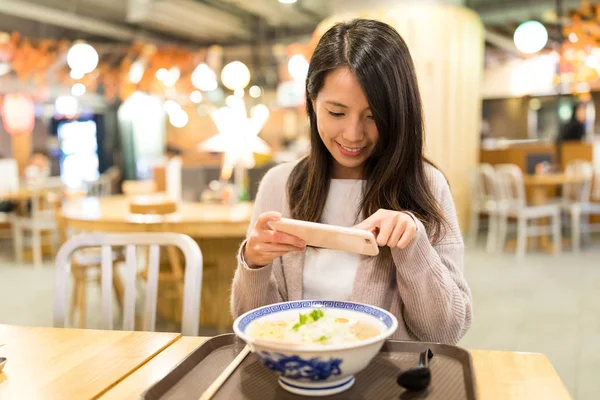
[248,308,384,346]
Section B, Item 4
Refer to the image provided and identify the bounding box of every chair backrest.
[563,160,594,203]
[53,232,203,336]
[471,163,501,208]
[29,177,64,219]
[0,158,19,192]
[495,164,527,208]
[589,166,600,202]
[166,156,182,201]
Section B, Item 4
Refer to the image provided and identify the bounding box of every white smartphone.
[269,218,379,256]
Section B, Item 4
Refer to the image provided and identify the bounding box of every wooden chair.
[558,160,595,252]
[12,177,63,268]
[494,164,562,258]
[467,163,504,252]
[53,232,203,335]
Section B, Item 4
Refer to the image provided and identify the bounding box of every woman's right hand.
[244,211,306,269]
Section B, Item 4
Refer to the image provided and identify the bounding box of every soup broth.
[248,309,383,346]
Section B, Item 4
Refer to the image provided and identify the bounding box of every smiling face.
[312,67,378,179]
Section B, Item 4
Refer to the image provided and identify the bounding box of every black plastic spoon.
[397,349,434,392]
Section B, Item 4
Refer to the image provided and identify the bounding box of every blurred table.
[60,196,253,332]
[0,188,36,202]
[0,325,180,400]
[102,336,572,400]
[523,174,586,206]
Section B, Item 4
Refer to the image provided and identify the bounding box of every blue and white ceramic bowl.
[233,300,398,397]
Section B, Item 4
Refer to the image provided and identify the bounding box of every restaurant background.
[1,0,599,399]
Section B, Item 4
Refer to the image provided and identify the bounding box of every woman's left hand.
[353,209,418,249]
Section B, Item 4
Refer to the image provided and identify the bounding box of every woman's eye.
[328,111,344,117]
[367,115,374,120]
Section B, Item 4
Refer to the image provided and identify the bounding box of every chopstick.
[198,344,250,400]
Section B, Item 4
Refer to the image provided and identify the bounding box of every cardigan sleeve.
[391,168,472,344]
[230,165,290,319]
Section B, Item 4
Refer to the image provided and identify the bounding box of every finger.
[261,230,306,248]
[262,243,306,253]
[256,211,282,230]
[387,219,406,247]
[397,221,417,249]
[353,215,377,232]
[263,243,306,253]
[376,218,395,246]
[250,242,304,256]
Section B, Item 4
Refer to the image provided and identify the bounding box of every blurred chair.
[0,158,20,225]
[12,177,63,268]
[467,163,503,252]
[166,155,182,201]
[558,160,594,252]
[0,158,19,192]
[53,232,203,335]
[582,167,600,242]
[494,164,562,258]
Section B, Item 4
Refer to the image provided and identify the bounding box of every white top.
[303,179,364,301]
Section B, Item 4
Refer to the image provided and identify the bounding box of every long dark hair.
[287,19,447,243]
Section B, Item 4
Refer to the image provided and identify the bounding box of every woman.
[230,19,472,345]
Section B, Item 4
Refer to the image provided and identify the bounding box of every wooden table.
[60,196,253,332]
[0,325,180,399]
[102,336,572,400]
[523,174,586,206]
[0,188,36,202]
[0,327,572,400]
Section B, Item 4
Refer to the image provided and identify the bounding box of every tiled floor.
[0,239,599,398]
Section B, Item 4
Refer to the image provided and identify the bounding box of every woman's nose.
[342,121,365,142]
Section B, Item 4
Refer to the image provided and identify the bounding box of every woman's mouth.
[336,142,365,157]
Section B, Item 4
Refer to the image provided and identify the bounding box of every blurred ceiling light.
[513,21,548,54]
[190,90,203,104]
[70,69,85,79]
[234,88,245,97]
[200,103,270,181]
[221,61,251,90]
[191,63,218,92]
[163,66,180,87]
[164,99,181,115]
[225,95,245,110]
[129,61,145,84]
[55,96,79,117]
[156,68,169,81]
[67,42,99,74]
[249,85,262,98]
[288,54,309,81]
[169,108,189,128]
[71,83,86,96]
[0,63,10,77]
[250,104,270,124]
[278,0,297,3]
[569,33,578,43]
